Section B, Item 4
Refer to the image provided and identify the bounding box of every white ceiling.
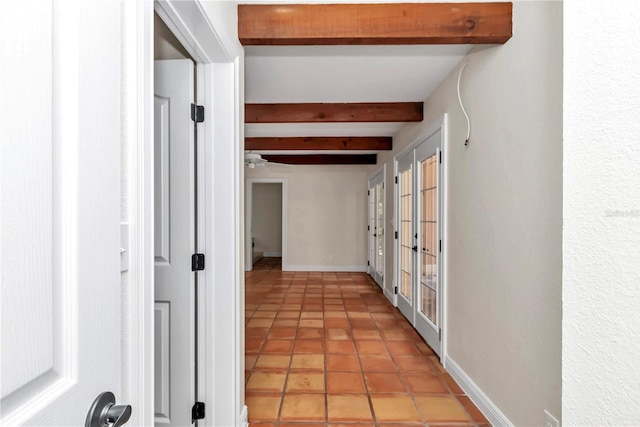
[244,44,472,149]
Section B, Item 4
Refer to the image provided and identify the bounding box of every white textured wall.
[246,165,369,270]
[563,1,640,424]
[252,183,283,255]
[375,2,562,424]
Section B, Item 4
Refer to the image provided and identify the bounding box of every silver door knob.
[85,391,132,427]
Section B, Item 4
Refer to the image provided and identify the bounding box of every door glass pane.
[376,182,384,274]
[399,168,412,301]
[419,154,438,324]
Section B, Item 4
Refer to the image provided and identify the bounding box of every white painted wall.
[252,183,283,256]
[375,2,562,425]
[245,165,369,271]
[563,1,640,424]
[154,12,190,60]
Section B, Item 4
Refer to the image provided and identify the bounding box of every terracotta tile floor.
[245,258,489,427]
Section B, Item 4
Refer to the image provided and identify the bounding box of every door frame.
[123,1,245,426]
[245,178,288,271]
[393,115,449,361]
[367,165,386,288]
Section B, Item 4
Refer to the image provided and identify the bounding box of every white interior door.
[1,2,124,425]
[396,151,414,322]
[413,132,442,356]
[154,59,196,426]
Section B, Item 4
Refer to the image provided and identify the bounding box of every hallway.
[245,258,489,426]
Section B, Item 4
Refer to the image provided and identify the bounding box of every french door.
[395,130,443,356]
[368,170,385,287]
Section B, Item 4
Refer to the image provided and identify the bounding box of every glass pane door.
[394,128,443,358]
[396,151,414,322]
[419,153,438,325]
[375,182,384,278]
[413,130,442,357]
[368,171,384,287]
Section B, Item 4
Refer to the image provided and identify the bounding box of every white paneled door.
[368,171,385,287]
[1,1,124,425]
[395,130,443,357]
[154,59,197,427]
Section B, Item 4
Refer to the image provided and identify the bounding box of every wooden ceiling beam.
[263,154,377,165]
[238,3,512,46]
[245,136,392,151]
[245,102,423,123]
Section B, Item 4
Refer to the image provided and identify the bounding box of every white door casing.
[1,1,123,425]
[154,59,196,426]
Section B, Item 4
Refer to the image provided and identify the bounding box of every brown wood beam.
[245,137,392,151]
[263,154,377,165]
[239,3,512,45]
[245,103,423,123]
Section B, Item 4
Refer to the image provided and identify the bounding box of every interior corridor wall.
[373,2,562,425]
[246,165,368,270]
[252,183,282,257]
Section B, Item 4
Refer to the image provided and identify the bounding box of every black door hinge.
[368,190,370,196]
[191,103,204,123]
[439,240,442,253]
[395,176,398,184]
[367,225,370,231]
[192,402,205,422]
[439,151,442,163]
[367,260,370,266]
[394,231,398,239]
[192,253,205,271]
[394,286,398,295]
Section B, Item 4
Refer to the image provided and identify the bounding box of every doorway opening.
[245,178,288,271]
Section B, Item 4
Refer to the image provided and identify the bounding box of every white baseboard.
[284,265,367,272]
[239,405,248,427]
[263,252,282,257]
[383,286,395,305]
[444,356,513,426]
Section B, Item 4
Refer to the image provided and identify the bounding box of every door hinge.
[395,176,398,184]
[367,225,370,231]
[439,151,442,164]
[192,402,205,422]
[439,239,442,253]
[191,253,205,271]
[191,103,204,123]
[368,190,370,196]
[394,286,398,295]
[394,231,398,239]
[367,260,370,266]
[439,328,442,341]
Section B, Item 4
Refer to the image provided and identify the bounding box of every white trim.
[245,178,288,272]
[122,1,154,425]
[444,356,513,427]
[144,3,244,426]
[286,265,368,272]
[239,405,248,427]
[441,114,449,365]
[383,286,395,304]
[263,252,282,257]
